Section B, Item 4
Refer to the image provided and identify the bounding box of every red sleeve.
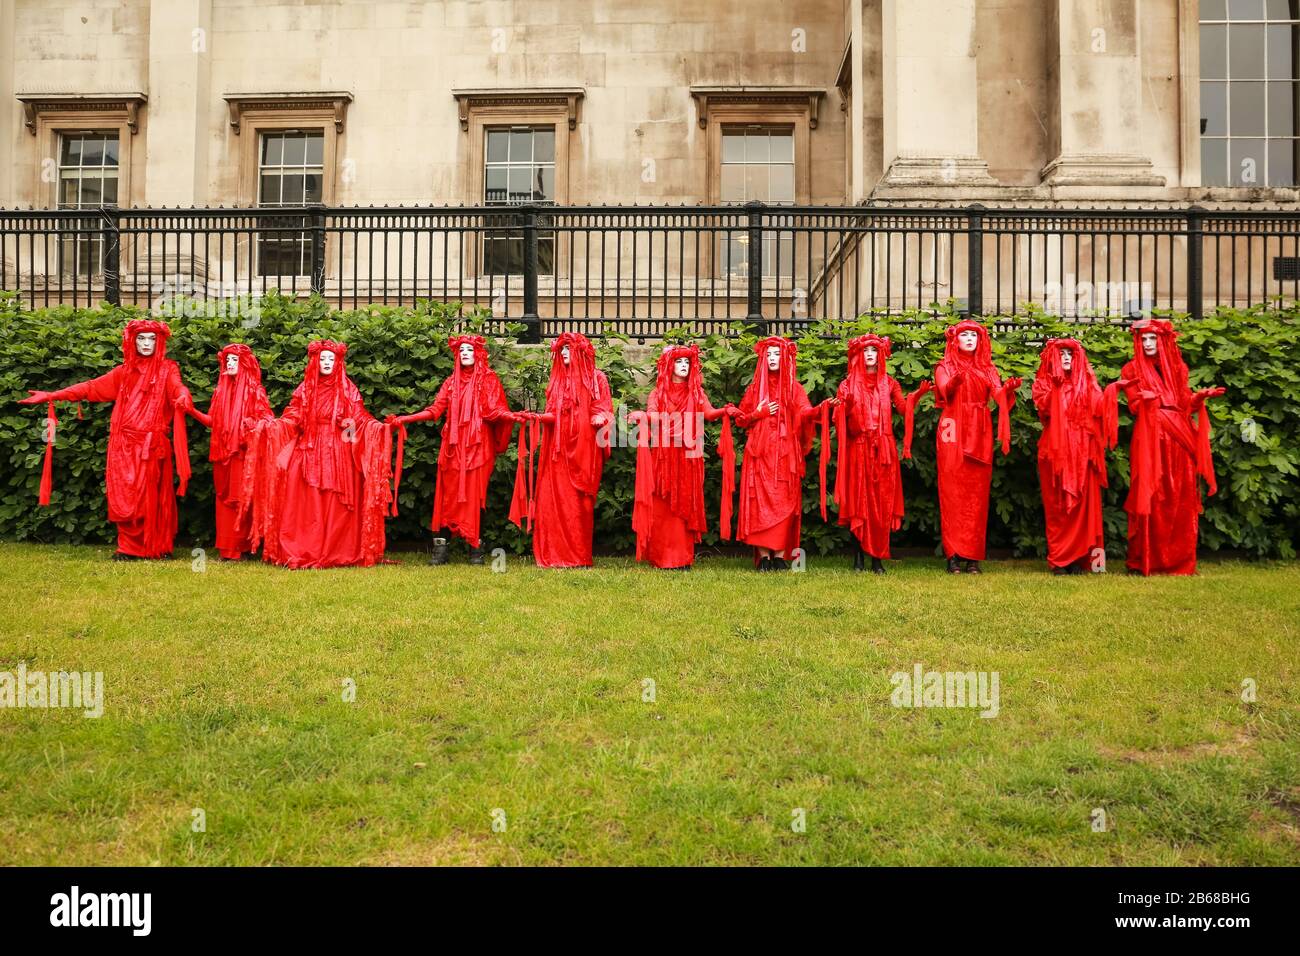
[51,366,122,403]
[934,365,959,403]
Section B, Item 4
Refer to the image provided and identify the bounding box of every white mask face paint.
[135,332,157,357]
[459,343,476,367]
[864,346,878,367]
[673,356,690,380]
[765,345,781,372]
[225,353,240,376]
[957,330,978,354]
[561,344,571,366]
[318,350,336,376]
[1141,332,1158,357]
[1060,348,1073,371]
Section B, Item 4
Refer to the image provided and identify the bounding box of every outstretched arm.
[19,366,122,406]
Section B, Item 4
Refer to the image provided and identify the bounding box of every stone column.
[1041,0,1164,185]
[879,0,994,186]
[145,0,212,206]
[0,0,15,207]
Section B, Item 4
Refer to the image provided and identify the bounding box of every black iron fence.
[3,202,1299,340]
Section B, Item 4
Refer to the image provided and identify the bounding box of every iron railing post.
[966,203,984,319]
[745,200,766,335]
[521,204,541,344]
[1186,205,1204,321]
[102,205,121,307]
[309,203,326,296]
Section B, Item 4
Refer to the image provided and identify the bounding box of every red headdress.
[445,334,512,506]
[209,343,271,464]
[936,319,1014,455]
[1033,338,1115,507]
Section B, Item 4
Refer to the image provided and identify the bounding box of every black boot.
[771,557,789,571]
[468,546,485,565]
[1068,560,1086,575]
[964,559,982,575]
[429,537,450,566]
[853,549,866,572]
[870,557,885,575]
[1051,564,1069,576]
[757,556,772,572]
[111,552,138,562]
[946,556,962,574]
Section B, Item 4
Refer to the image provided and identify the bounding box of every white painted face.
[459,342,476,367]
[134,332,157,357]
[1059,348,1073,371]
[673,356,690,380]
[318,349,336,376]
[765,345,781,372]
[1141,332,1158,357]
[864,345,879,367]
[224,353,240,376]
[561,344,571,366]
[957,330,978,354]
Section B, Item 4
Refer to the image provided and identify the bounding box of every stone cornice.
[689,86,827,130]
[16,92,147,135]
[452,88,585,131]
[222,92,354,134]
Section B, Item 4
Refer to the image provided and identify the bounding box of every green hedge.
[2,291,1296,559]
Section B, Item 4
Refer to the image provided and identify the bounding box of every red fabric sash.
[390,422,407,516]
[508,415,541,531]
[817,401,831,520]
[173,403,191,497]
[632,414,654,559]
[718,413,735,540]
[37,400,83,506]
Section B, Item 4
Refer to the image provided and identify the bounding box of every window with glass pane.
[257,130,324,277]
[482,126,555,276]
[1200,1,1299,186]
[719,127,795,278]
[57,132,119,279]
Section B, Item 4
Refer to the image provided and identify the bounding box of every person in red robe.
[19,319,194,560]
[509,333,613,567]
[1031,338,1123,575]
[831,334,931,574]
[1120,319,1224,576]
[257,340,393,569]
[629,343,737,569]
[181,344,275,560]
[389,335,518,565]
[931,320,1022,574]
[732,336,832,571]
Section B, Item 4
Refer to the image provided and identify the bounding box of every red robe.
[186,344,275,559]
[262,341,391,569]
[631,344,734,568]
[832,335,928,559]
[1031,339,1118,570]
[1121,320,1220,576]
[734,337,818,559]
[932,320,1017,561]
[406,337,514,549]
[26,319,193,558]
[510,333,612,567]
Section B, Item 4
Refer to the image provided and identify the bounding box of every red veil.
[1031,338,1117,507]
[934,319,1015,459]
[208,343,272,465]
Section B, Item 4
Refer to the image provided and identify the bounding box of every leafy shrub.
[1,291,1296,558]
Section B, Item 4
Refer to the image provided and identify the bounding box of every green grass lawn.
[0,542,1296,866]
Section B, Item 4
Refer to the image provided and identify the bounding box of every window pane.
[1202,25,1227,79]
[533,127,555,163]
[281,173,305,205]
[1268,137,1297,184]
[1230,24,1267,79]
[509,128,532,162]
[722,132,745,164]
[1203,0,1228,17]
[1230,137,1267,182]
[103,136,120,167]
[78,171,101,206]
[81,136,104,166]
[1264,0,1297,16]
[744,132,769,162]
[1268,81,1297,134]
[537,166,555,202]
[720,164,745,203]
[1267,25,1296,81]
[304,172,323,203]
[102,174,118,205]
[1202,81,1228,134]
[1227,0,1263,17]
[60,136,81,166]
[1230,81,1267,133]
[486,130,508,164]
[769,164,795,203]
[261,134,283,166]
[745,164,768,200]
[770,132,794,163]
[59,173,80,206]
[281,134,306,166]
[485,167,507,202]
[1202,138,1229,184]
[259,172,281,204]
[304,133,324,166]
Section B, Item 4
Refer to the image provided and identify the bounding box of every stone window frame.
[19,94,145,211]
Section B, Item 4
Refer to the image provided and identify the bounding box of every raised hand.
[18,390,52,406]
[766,401,780,417]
